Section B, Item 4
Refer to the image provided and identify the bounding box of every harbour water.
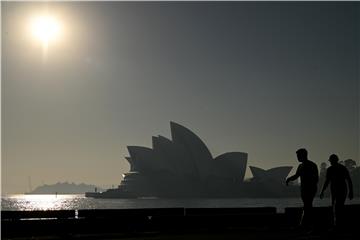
[2,194,360,213]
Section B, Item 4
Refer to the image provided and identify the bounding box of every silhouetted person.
[286,148,319,227]
[320,154,353,227]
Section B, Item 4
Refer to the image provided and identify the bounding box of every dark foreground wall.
[2,205,360,239]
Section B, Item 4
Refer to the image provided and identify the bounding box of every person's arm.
[346,170,354,200]
[320,169,329,199]
[286,165,301,186]
[315,165,319,184]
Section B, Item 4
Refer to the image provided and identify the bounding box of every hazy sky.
[2,2,359,194]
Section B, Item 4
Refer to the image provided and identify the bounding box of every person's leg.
[300,193,306,226]
[301,193,313,227]
[331,195,336,226]
[334,192,346,228]
[307,189,316,228]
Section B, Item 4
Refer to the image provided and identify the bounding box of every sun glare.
[31,15,61,46]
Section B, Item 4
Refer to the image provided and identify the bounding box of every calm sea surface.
[2,195,360,213]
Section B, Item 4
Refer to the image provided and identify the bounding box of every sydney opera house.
[86,122,297,198]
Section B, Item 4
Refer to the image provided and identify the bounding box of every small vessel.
[85,187,137,199]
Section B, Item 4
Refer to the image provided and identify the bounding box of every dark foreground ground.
[12,228,356,240]
[2,205,360,240]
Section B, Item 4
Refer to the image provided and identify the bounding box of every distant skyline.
[2,2,359,194]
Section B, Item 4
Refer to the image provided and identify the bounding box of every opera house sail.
[85,122,295,198]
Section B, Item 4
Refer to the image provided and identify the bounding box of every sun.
[31,15,61,46]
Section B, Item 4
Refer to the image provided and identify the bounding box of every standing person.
[286,148,319,227]
[320,154,353,227]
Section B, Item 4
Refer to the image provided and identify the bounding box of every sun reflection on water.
[3,195,360,212]
[5,194,82,211]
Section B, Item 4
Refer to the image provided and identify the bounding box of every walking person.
[320,154,353,228]
[286,148,319,228]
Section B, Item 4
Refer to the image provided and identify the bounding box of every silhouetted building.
[249,166,293,197]
[86,122,296,198]
[250,166,292,182]
[118,122,248,197]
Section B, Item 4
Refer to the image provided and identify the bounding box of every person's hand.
[320,192,324,199]
[349,191,353,200]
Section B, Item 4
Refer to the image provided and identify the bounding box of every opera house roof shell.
[249,166,292,183]
[115,122,294,198]
[126,122,248,182]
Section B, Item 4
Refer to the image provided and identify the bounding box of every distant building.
[249,166,292,184]
[120,122,248,197]
[87,122,297,198]
[248,166,293,196]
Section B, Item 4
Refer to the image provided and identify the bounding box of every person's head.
[328,154,339,166]
[296,148,308,162]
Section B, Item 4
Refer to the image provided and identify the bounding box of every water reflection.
[4,194,82,211]
[2,195,360,212]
